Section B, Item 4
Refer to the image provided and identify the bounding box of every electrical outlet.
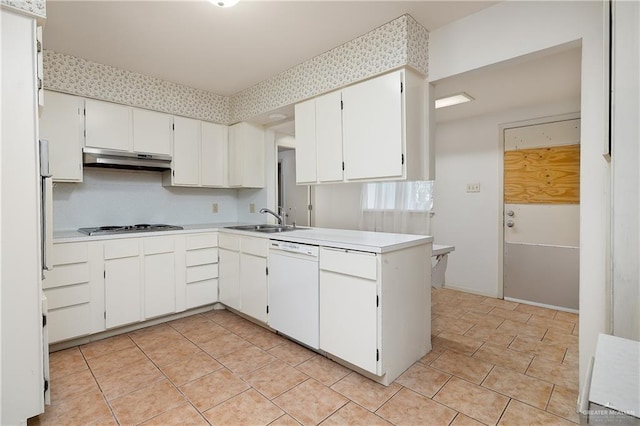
[249,203,255,213]
[466,183,481,193]
[211,203,218,213]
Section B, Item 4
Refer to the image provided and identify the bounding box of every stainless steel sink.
[224,224,299,233]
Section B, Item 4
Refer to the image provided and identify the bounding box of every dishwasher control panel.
[270,240,319,256]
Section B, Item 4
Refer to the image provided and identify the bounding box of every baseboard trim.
[504,297,579,314]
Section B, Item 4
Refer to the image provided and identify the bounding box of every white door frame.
[497,111,582,299]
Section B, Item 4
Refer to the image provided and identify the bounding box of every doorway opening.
[277,145,311,227]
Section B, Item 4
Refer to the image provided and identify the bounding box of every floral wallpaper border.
[44,50,230,124]
[230,14,429,122]
[1,0,45,18]
[43,14,428,124]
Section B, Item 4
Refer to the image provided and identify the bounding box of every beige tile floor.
[30,288,580,425]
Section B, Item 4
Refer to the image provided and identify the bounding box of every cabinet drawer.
[44,262,90,289]
[186,248,218,267]
[219,233,240,251]
[48,303,92,343]
[44,283,90,309]
[187,264,219,283]
[52,243,88,266]
[186,233,218,250]
[241,236,268,257]
[320,247,377,280]
[143,236,174,255]
[186,279,218,309]
[104,239,139,259]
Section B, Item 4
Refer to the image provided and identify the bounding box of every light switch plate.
[466,183,481,193]
[212,203,218,213]
[249,203,255,213]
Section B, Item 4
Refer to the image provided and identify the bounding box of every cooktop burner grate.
[78,224,184,236]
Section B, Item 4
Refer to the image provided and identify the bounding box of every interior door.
[503,118,580,310]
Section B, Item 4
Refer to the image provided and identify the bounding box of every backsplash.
[53,169,238,231]
[1,0,45,18]
[44,14,428,124]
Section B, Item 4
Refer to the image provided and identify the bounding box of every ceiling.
[43,0,497,96]
[434,42,582,123]
[43,1,581,131]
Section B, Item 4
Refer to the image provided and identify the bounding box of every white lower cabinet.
[217,233,268,322]
[218,233,241,310]
[184,233,219,309]
[44,242,93,343]
[143,236,176,319]
[319,247,380,375]
[47,233,222,342]
[104,239,142,328]
[318,244,431,385]
[240,253,268,323]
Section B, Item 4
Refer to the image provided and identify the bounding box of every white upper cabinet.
[316,91,344,183]
[294,91,344,184]
[132,108,173,155]
[164,119,230,188]
[201,121,228,187]
[39,90,84,182]
[294,68,433,184]
[170,116,201,186]
[228,122,265,188]
[294,99,318,184]
[342,71,403,181]
[85,98,132,152]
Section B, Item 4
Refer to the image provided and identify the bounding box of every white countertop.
[54,223,432,253]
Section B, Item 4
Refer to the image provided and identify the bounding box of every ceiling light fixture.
[435,92,474,109]
[268,113,287,121]
[211,0,239,8]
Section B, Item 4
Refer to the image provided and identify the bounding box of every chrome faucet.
[259,207,285,226]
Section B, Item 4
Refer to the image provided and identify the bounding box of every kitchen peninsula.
[50,224,432,385]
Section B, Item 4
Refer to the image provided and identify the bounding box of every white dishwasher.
[268,240,320,350]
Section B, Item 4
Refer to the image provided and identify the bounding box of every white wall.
[433,99,580,297]
[611,0,640,341]
[312,182,362,230]
[53,169,238,230]
[429,0,608,396]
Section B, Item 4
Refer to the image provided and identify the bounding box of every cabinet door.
[85,98,132,152]
[105,256,142,328]
[143,237,175,318]
[316,91,344,183]
[39,90,84,182]
[239,253,267,323]
[228,122,264,188]
[342,70,404,181]
[133,108,173,155]
[201,121,228,187]
[218,248,240,310]
[172,116,200,186]
[228,123,242,187]
[294,99,317,184]
[320,270,378,374]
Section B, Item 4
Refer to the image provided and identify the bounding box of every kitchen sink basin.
[225,224,299,233]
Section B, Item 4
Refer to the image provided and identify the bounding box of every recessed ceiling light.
[435,92,474,109]
[211,0,240,8]
[268,113,287,121]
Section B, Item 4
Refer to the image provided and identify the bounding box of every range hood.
[83,147,172,172]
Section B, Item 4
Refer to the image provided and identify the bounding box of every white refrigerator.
[1,6,50,424]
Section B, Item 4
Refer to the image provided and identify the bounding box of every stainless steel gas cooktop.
[78,224,184,236]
